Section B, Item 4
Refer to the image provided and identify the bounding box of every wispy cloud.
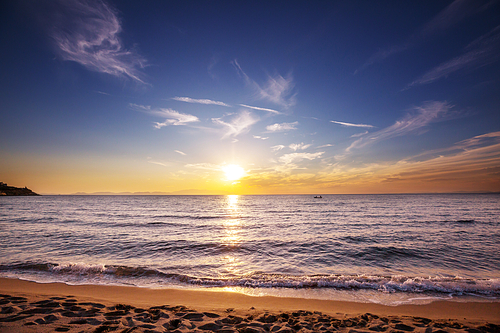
[323,132,500,192]
[232,60,296,108]
[455,131,500,150]
[147,157,170,167]
[330,120,374,128]
[289,143,311,151]
[232,59,252,82]
[416,0,481,40]
[347,101,453,151]
[259,74,296,108]
[94,90,111,96]
[153,110,199,128]
[174,150,186,156]
[172,96,231,107]
[239,104,281,114]
[406,25,500,88]
[351,131,369,138]
[253,135,269,140]
[376,131,500,190]
[356,0,488,73]
[207,54,218,80]
[246,131,500,193]
[47,0,147,83]
[408,130,500,162]
[317,144,334,148]
[212,110,259,139]
[148,161,169,167]
[185,163,220,170]
[266,121,299,132]
[130,103,199,128]
[279,152,324,164]
[271,145,285,151]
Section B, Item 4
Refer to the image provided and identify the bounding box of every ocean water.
[0,194,499,305]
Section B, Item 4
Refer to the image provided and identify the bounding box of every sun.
[222,164,245,181]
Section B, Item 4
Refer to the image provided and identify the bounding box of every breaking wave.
[1,262,499,298]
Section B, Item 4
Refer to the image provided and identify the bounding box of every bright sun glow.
[222,164,245,181]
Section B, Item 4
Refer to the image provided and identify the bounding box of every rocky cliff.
[0,182,40,196]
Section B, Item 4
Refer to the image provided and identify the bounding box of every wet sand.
[1,277,499,332]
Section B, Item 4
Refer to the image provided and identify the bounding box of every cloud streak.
[347,101,453,151]
[289,143,311,151]
[330,120,374,128]
[356,0,489,73]
[325,133,500,191]
[279,152,324,164]
[377,131,500,190]
[212,110,259,139]
[271,145,285,151]
[266,121,299,132]
[407,25,500,88]
[130,104,199,128]
[153,110,199,128]
[47,0,147,83]
[172,97,231,107]
[232,60,296,108]
[351,131,368,138]
[246,131,500,193]
[240,104,281,114]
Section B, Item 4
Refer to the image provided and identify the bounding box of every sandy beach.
[1,278,499,332]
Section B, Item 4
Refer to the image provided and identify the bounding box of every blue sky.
[1,0,499,194]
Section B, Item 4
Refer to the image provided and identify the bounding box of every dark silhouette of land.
[0,182,39,196]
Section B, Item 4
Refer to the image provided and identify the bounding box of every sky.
[1,0,499,195]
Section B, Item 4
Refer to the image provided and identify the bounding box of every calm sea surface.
[1,194,499,305]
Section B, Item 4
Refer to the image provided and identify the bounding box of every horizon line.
[39,191,500,196]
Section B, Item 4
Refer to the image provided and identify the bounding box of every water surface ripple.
[1,194,499,304]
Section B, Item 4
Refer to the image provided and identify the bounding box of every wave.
[151,214,240,220]
[1,262,499,297]
[453,219,475,223]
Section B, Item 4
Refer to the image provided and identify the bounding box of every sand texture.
[1,278,499,333]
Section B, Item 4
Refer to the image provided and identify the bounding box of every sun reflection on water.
[227,194,239,210]
[223,195,241,228]
[220,195,244,277]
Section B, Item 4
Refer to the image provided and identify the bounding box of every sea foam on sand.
[1,278,500,332]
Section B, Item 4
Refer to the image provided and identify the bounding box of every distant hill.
[0,182,40,196]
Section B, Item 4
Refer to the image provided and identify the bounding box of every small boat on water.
[314,195,322,198]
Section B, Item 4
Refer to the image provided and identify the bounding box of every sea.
[1,194,499,306]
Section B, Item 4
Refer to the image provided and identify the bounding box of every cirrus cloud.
[347,101,454,152]
[240,104,281,114]
[356,0,490,74]
[212,110,260,139]
[46,0,147,84]
[266,121,299,132]
[271,145,285,151]
[232,60,296,108]
[130,103,199,128]
[406,25,500,88]
[330,120,374,128]
[172,96,231,107]
[289,143,311,151]
[279,152,324,164]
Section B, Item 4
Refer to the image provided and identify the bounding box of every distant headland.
[0,182,40,196]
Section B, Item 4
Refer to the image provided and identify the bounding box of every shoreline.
[1,278,499,320]
[1,277,499,333]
